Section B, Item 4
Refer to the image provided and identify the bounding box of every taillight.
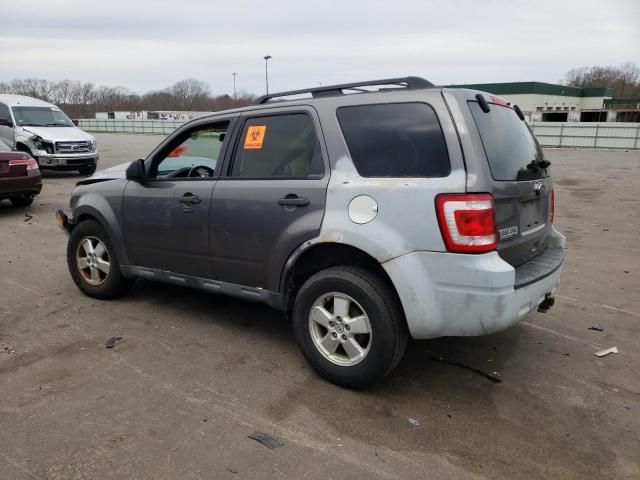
[549,188,555,223]
[435,194,497,253]
[26,158,39,171]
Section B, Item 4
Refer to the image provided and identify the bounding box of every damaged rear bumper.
[383,227,566,339]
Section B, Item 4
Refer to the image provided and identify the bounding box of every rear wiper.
[526,159,551,172]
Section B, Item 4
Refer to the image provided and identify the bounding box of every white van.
[0,95,99,175]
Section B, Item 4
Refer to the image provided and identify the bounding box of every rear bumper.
[383,226,566,339]
[0,176,43,197]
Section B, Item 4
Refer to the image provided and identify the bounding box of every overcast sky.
[1,0,638,96]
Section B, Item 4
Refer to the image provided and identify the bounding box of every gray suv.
[57,77,565,388]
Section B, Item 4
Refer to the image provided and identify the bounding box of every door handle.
[278,195,310,207]
[180,193,201,204]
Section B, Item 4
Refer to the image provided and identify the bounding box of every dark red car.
[0,138,42,207]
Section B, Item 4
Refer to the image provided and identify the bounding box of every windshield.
[469,101,548,181]
[0,139,11,151]
[12,106,74,127]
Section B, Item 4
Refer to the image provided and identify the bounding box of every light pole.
[232,72,238,99]
[263,55,272,94]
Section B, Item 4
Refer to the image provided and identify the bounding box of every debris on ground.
[594,346,619,357]
[105,336,123,349]
[431,356,502,383]
[3,345,16,355]
[248,431,284,449]
[408,418,420,427]
[226,467,239,474]
[24,214,33,222]
[588,326,604,332]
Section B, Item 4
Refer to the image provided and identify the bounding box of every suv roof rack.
[255,76,434,104]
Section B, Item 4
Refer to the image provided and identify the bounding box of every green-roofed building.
[445,81,621,122]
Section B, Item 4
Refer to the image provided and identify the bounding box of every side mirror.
[0,119,13,128]
[72,119,79,126]
[126,158,146,182]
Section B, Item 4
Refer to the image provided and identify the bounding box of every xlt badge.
[499,226,519,240]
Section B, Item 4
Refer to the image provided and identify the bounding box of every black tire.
[67,219,133,299]
[10,194,34,207]
[293,266,408,388]
[78,165,97,176]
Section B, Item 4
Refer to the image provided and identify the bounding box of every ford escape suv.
[56,77,565,388]
[0,94,99,175]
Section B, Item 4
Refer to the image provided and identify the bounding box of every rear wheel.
[78,165,97,176]
[67,220,132,299]
[10,194,34,207]
[293,266,407,388]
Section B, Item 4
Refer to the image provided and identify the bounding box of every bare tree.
[563,62,640,97]
[0,77,256,117]
[169,79,211,110]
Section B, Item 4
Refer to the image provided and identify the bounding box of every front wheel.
[67,219,132,299]
[293,266,408,388]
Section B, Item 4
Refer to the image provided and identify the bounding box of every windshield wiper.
[526,159,551,172]
[44,123,71,127]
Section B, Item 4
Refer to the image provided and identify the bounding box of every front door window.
[152,123,229,179]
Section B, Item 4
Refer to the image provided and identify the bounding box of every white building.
[446,82,614,122]
[95,111,211,121]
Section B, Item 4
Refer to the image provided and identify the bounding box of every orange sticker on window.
[244,125,267,149]
[168,145,188,157]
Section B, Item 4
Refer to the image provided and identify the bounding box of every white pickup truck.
[0,94,99,175]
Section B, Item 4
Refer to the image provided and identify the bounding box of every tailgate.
[0,152,30,178]
[467,98,553,268]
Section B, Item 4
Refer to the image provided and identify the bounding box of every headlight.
[33,136,54,154]
[90,140,97,152]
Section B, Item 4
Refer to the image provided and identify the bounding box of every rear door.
[210,107,329,291]
[466,96,552,267]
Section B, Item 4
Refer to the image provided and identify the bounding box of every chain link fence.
[78,119,640,150]
[530,122,640,149]
[78,119,185,135]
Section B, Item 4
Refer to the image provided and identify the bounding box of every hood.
[77,161,129,185]
[20,126,95,142]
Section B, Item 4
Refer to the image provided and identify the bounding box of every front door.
[210,109,329,291]
[122,120,232,278]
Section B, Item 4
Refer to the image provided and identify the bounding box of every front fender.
[71,188,130,267]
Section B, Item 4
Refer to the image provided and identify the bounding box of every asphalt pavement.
[1,134,638,479]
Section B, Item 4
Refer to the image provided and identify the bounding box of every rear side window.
[230,113,324,178]
[469,101,547,181]
[337,103,450,178]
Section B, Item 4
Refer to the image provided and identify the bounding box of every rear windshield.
[337,103,450,178]
[469,101,547,181]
